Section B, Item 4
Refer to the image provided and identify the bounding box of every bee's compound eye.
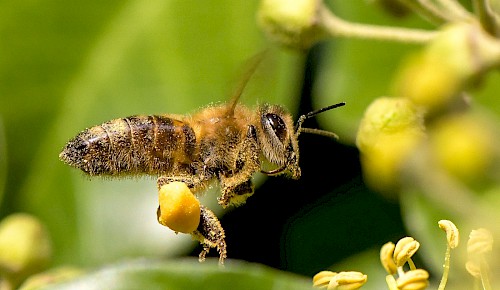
[265,113,287,143]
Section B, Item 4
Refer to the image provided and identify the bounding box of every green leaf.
[38,259,312,290]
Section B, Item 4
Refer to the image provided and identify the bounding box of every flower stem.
[385,275,399,290]
[397,0,451,24]
[408,258,417,270]
[397,266,406,277]
[479,258,492,290]
[318,4,437,44]
[473,0,500,36]
[438,245,451,290]
[436,0,472,20]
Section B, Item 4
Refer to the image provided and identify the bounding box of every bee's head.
[258,104,301,179]
[257,102,345,179]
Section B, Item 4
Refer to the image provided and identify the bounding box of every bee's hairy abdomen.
[60,115,197,176]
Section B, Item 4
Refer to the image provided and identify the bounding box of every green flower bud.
[356,97,425,192]
[0,214,51,287]
[429,113,496,184]
[257,0,326,49]
[393,22,500,112]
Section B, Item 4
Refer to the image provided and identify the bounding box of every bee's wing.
[227,51,267,117]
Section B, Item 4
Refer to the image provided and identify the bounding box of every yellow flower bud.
[438,220,459,249]
[356,97,425,192]
[430,114,496,183]
[157,182,201,234]
[0,213,51,277]
[257,0,326,49]
[396,269,429,290]
[465,260,481,278]
[466,229,494,289]
[328,271,367,290]
[313,270,337,288]
[467,228,493,256]
[394,237,420,267]
[380,242,397,275]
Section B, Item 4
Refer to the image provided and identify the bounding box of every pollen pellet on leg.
[157,182,200,234]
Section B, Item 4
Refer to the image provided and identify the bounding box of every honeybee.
[59,59,344,264]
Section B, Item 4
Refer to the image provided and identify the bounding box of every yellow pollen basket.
[158,182,201,234]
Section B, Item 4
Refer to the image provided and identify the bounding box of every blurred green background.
[1,0,499,289]
[0,0,302,267]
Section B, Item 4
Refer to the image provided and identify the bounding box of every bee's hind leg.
[156,175,227,264]
[157,175,207,192]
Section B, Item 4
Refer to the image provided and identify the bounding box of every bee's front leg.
[218,125,260,208]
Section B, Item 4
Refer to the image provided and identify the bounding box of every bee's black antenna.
[295,102,346,138]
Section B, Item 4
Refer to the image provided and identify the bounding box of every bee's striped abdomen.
[59,115,197,176]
